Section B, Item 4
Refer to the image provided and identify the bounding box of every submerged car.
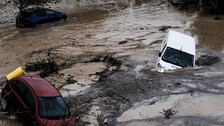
[157,30,195,71]
[1,75,75,126]
[16,8,67,27]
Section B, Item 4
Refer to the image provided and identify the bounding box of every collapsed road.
[1,0,224,125]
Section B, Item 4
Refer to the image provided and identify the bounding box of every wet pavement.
[1,0,224,125]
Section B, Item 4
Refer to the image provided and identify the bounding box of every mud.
[1,0,224,125]
[195,55,221,66]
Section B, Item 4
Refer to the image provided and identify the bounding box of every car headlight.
[157,63,164,73]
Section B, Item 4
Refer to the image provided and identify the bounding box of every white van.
[156,30,195,71]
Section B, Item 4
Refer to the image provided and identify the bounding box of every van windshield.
[38,96,69,120]
[162,47,194,67]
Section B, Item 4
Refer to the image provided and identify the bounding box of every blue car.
[16,8,67,27]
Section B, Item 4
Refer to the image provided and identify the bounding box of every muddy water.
[190,14,224,53]
[1,0,224,125]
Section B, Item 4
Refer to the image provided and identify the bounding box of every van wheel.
[1,98,8,111]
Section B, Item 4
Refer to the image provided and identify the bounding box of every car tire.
[16,16,23,28]
[1,98,8,111]
[16,16,20,27]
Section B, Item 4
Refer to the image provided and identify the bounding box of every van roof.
[166,30,195,55]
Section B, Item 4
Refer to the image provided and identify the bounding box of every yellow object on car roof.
[6,66,25,80]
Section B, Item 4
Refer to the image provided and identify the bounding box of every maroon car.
[1,75,75,126]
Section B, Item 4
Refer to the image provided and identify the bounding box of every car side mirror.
[158,52,162,57]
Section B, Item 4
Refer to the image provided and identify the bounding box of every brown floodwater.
[1,0,224,125]
[190,13,224,53]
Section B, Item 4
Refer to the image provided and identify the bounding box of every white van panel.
[167,30,195,55]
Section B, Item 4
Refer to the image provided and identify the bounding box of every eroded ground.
[1,0,224,125]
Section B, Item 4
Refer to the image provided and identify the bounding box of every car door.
[22,88,37,126]
[35,9,48,24]
[11,80,36,126]
[10,81,27,113]
[45,9,59,22]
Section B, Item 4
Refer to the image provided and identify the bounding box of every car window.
[22,12,31,18]
[11,81,27,98]
[162,47,194,67]
[38,96,69,119]
[36,9,46,16]
[11,81,36,112]
[23,89,35,113]
[46,10,56,15]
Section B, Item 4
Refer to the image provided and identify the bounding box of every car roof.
[23,8,47,13]
[19,75,60,97]
[166,30,195,55]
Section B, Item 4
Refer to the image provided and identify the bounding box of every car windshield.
[38,96,69,119]
[162,47,194,67]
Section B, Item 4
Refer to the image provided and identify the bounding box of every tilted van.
[157,30,195,71]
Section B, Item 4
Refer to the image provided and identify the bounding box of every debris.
[118,40,127,45]
[149,101,156,105]
[90,57,101,62]
[189,89,194,96]
[103,55,121,66]
[65,75,77,84]
[25,58,59,77]
[94,111,105,126]
[88,55,121,67]
[214,15,221,20]
[175,83,181,86]
[159,26,172,31]
[6,66,25,80]
[161,108,177,119]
